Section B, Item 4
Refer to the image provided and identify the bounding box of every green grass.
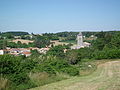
[29,72,69,87]
[61,40,76,44]
[29,59,98,89]
[30,60,120,90]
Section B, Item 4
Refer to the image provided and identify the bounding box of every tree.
[66,49,82,64]
[47,45,65,58]
[110,32,120,49]
[3,40,7,49]
[0,55,36,89]
[34,35,50,48]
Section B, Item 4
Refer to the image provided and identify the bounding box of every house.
[0,50,4,55]
[8,48,31,56]
[29,47,50,54]
[9,48,21,55]
[14,36,21,39]
[0,47,50,56]
[28,47,39,50]
[21,51,31,57]
[64,49,67,53]
[37,48,50,54]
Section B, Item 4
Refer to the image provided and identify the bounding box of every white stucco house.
[0,50,4,55]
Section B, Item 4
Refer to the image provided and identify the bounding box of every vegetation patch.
[0,31,120,90]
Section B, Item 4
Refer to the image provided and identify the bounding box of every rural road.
[30,60,120,90]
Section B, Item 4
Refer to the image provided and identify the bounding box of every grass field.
[30,60,120,90]
[61,40,76,44]
[50,40,69,46]
[12,39,34,44]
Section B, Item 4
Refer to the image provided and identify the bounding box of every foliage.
[66,49,81,64]
[1,33,14,39]
[65,47,94,64]
[43,33,59,40]
[61,67,79,76]
[34,35,50,48]
[91,31,120,59]
[0,40,7,49]
[93,49,120,60]
[58,31,120,62]
[0,55,36,90]
[42,31,98,42]
[34,56,79,76]
[47,45,69,58]
[0,31,120,90]
[1,31,29,36]
[31,50,40,56]
[0,40,35,48]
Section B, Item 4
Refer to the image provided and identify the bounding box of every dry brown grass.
[29,72,67,87]
[12,39,34,44]
[0,77,9,90]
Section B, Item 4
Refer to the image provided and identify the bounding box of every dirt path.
[30,60,120,90]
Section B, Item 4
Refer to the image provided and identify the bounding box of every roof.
[22,51,31,55]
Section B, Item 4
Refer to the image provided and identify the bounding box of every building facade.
[77,32,83,47]
[0,50,4,55]
[71,32,90,49]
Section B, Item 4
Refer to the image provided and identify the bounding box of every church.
[71,32,90,49]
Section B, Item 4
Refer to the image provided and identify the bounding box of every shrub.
[61,67,79,76]
[94,49,120,60]
[34,56,79,76]
[0,55,36,90]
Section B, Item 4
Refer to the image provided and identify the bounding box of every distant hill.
[2,31,29,36]
[55,31,98,38]
[56,31,120,38]
[42,31,120,42]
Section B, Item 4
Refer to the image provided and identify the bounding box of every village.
[0,47,50,57]
[0,32,92,57]
[0,0,120,89]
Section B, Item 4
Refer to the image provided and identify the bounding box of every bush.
[34,56,79,76]
[94,49,120,60]
[39,64,56,74]
[0,55,36,90]
[61,67,79,76]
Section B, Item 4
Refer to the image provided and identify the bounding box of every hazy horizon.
[0,0,120,33]
[1,30,120,34]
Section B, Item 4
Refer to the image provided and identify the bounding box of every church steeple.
[78,32,82,36]
[77,32,83,47]
[71,32,90,49]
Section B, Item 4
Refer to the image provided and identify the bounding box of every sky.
[0,0,120,33]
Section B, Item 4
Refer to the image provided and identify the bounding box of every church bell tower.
[77,32,83,47]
